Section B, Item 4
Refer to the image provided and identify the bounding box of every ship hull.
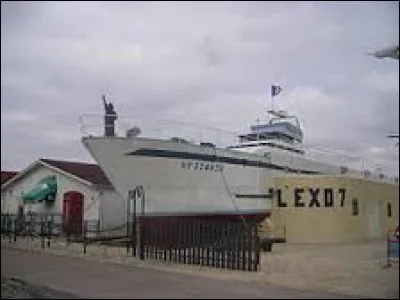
[82,136,339,223]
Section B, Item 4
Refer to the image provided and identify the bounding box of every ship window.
[387,203,392,217]
[227,141,304,154]
[351,198,359,216]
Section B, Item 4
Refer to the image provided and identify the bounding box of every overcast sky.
[1,1,399,176]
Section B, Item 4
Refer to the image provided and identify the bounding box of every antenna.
[267,110,287,118]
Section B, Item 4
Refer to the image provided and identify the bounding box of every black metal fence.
[128,217,260,272]
[1,213,261,272]
[1,213,101,253]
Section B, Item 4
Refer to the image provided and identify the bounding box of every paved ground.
[1,248,358,299]
[2,236,398,298]
[1,276,79,299]
[257,241,399,298]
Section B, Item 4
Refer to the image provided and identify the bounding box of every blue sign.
[389,238,399,259]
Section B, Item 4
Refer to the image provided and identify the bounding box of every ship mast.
[268,84,288,122]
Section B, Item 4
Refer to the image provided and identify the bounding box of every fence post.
[47,220,51,248]
[139,187,145,260]
[134,198,141,259]
[241,224,246,271]
[126,220,130,255]
[51,215,55,238]
[97,219,101,238]
[254,223,260,271]
[139,218,144,260]
[41,217,45,249]
[132,219,136,257]
[13,218,17,243]
[8,217,12,244]
[67,226,71,247]
[131,191,137,257]
[29,215,33,238]
[83,220,87,255]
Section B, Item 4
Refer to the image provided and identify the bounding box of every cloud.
[363,71,399,93]
[1,1,399,177]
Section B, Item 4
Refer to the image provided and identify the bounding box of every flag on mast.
[271,85,282,98]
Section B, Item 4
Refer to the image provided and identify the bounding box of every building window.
[18,205,24,218]
[340,166,348,174]
[387,203,392,217]
[352,198,359,216]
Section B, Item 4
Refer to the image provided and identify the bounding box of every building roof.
[39,159,111,186]
[1,171,18,185]
[1,158,112,190]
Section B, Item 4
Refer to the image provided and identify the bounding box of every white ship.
[80,106,393,223]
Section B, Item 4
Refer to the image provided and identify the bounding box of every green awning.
[20,175,57,203]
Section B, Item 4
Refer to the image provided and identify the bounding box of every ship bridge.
[228,110,305,155]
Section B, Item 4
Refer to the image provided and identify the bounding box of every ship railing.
[300,143,398,184]
[79,113,239,149]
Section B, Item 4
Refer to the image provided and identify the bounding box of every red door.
[62,191,84,235]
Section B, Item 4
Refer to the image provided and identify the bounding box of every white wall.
[1,191,8,213]
[99,188,126,237]
[1,164,99,221]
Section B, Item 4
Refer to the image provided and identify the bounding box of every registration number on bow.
[180,161,224,172]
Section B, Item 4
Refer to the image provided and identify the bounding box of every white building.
[1,158,126,236]
[1,171,18,212]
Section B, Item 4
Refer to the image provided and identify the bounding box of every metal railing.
[133,216,261,271]
[79,114,239,149]
[1,213,261,272]
[1,213,101,249]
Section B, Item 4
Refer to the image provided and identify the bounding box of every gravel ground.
[1,276,79,299]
